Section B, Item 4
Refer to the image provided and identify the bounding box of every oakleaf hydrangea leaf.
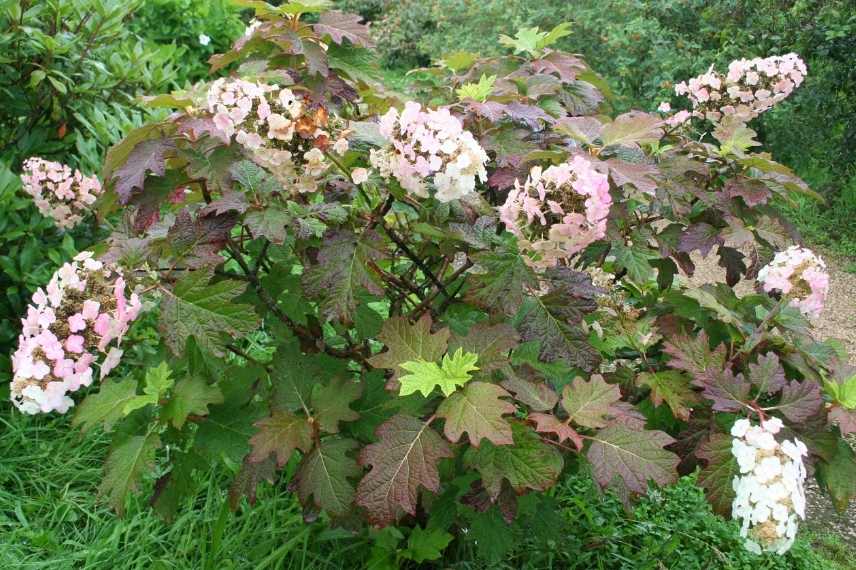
[294,437,361,516]
[561,375,621,429]
[248,411,313,466]
[159,268,260,357]
[100,431,162,516]
[311,377,363,433]
[356,414,452,526]
[637,370,699,421]
[436,382,515,446]
[72,377,138,433]
[586,425,679,495]
[696,433,737,516]
[162,374,224,430]
[464,422,562,499]
[398,348,479,398]
[368,314,450,381]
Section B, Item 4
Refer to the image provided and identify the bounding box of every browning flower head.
[757,246,828,317]
[206,78,349,193]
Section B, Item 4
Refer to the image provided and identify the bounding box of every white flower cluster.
[10,252,141,414]
[731,418,807,555]
[207,78,349,193]
[371,101,489,202]
[758,246,829,317]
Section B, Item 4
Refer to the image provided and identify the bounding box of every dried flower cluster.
[370,102,488,202]
[207,78,349,193]
[731,418,807,555]
[675,54,807,122]
[20,157,103,229]
[758,246,829,317]
[10,252,142,414]
[499,157,611,268]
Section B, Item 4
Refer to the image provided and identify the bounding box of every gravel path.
[688,251,856,546]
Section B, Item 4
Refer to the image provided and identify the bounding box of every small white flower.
[199,34,211,46]
[351,167,370,185]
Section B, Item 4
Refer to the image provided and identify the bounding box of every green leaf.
[437,382,515,447]
[72,377,139,433]
[162,374,224,430]
[636,371,699,421]
[368,314,450,381]
[441,51,479,72]
[294,437,361,516]
[311,377,362,434]
[248,411,313,466]
[399,348,479,398]
[456,74,496,102]
[303,229,386,322]
[612,240,655,283]
[271,343,347,414]
[99,431,161,516]
[586,425,678,495]
[561,374,621,428]
[159,268,260,357]
[402,526,454,563]
[467,247,538,316]
[825,373,856,409]
[244,203,291,245]
[193,372,263,463]
[464,423,563,499]
[123,362,174,415]
[356,414,452,526]
[815,439,856,513]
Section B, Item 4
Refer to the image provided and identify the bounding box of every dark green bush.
[128,0,247,85]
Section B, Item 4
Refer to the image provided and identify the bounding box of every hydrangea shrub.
[10,3,856,561]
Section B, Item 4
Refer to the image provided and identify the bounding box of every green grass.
[2,406,854,569]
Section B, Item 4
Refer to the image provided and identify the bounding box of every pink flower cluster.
[10,252,142,415]
[206,78,349,193]
[499,156,612,268]
[20,157,102,229]
[674,54,807,122]
[757,246,828,317]
[370,102,488,202]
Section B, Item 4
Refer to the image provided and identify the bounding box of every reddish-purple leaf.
[531,51,585,83]
[504,102,554,128]
[367,314,450,382]
[604,159,659,195]
[467,101,509,123]
[529,413,583,450]
[607,401,647,430]
[587,425,679,495]
[769,380,823,422]
[449,323,519,374]
[717,246,746,287]
[725,177,772,207]
[356,415,452,526]
[747,352,786,394]
[500,368,558,412]
[694,368,751,412]
[555,116,603,144]
[313,11,374,48]
[113,138,175,204]
[600,111,664,148]
[200,191,249,216]
[228,455,275,510]
[678,223,722,257]
[248,411,313,466]
[829,407,856,435]
[663,331,727,377]
[696,433,737,515]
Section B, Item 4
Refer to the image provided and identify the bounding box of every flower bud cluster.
[758,246,828,317]
[370,101,488,202]
[10,252,142,415]
[730,418,807,555]
[675,54,806,122]
[20,157,103,229]
[207,78,349,193]
[499,157,611,268]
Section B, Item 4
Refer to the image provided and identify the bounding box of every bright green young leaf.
[399,348,479,398]
[825,373,856,409]
[123,362,174,415]
[456,74,496,102]
[402,526,454,563]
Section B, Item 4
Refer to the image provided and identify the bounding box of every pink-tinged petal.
[75,352,95,374]
[68,313,86,332]
[100,347,123,380]
[65,335,85,354]
[93,313,111,336]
